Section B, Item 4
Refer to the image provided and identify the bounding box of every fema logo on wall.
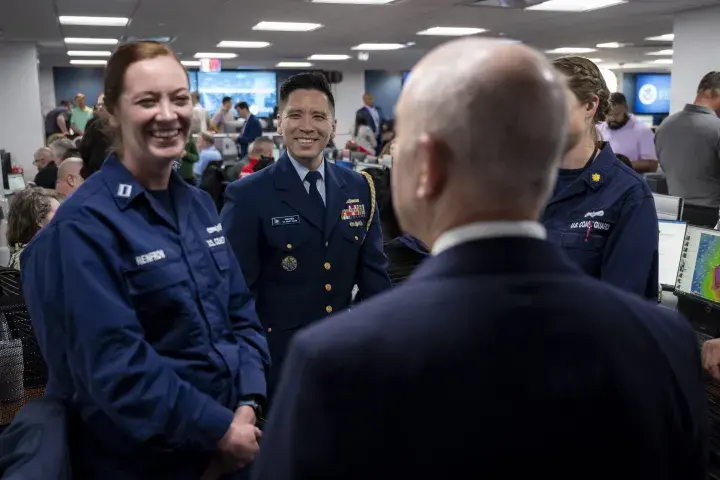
[639,83,658,105]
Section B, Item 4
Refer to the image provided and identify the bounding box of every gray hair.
[49,138,76,161]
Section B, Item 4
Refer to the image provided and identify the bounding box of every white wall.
[0,43,44,179]
[671,6,720,113]
[38,67,57,116]
[331,71,365,148]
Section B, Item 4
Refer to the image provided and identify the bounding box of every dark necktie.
[305,170,325,214]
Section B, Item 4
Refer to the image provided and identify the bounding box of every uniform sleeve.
[354,180,391,302]
[221,181,262,289]
[638,127,657,161]
[601,191,659,300]
[226,248,270,401]
[23,218,234,449]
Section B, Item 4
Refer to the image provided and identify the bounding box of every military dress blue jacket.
[221,152,391,396]
[21,154,270,479]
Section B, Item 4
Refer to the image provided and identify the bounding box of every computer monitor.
[653,193,683,220]
[682,203,719,228]
[676,226,720,306]
[1,152,11,191]
[7,174,25,193]
[659,220,686,288]
[634,114,654,128]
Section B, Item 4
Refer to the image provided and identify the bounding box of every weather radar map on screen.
[691,233,720,301]
[677,227,720,305]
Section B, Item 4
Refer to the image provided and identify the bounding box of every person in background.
[55,157,84,197]
[252,37,708,480]
[239,137,274,179]
[70,93,93,136]
[44,100,72,140]
[354,92,383,155]
[221,72,391,404]
[211,96,235,133]
[191,92,211,134]
[45,133,66,147]
[353,116,377,155]
[6,187,63,270]
[363,166,428,285]
[656,71,720,207]
[178,136,199,184]
[235,102,263,158]
[194,131,222,181]
[34,138,73,189]
[597,92,658,173]
[79,94,112,179]
[542,56,659,301]
[21,41,269,479]
[615,153,634,170]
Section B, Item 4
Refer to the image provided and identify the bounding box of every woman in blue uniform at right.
[543,56,659,300]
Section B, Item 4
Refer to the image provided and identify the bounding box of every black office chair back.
[0,267,47,427]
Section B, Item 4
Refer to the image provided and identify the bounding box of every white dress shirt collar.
[287,151,325,182]
[432,221,546,256]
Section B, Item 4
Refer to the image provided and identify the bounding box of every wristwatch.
[237,398,263,420]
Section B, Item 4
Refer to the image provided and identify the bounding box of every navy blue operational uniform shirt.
[542,143,659,300]
[21,154,270,479]
[221,152,391,399]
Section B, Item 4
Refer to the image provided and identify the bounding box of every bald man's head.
[56,157,84,197]
[392,38,568,246]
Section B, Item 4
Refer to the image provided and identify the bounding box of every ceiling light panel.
[308,54,351,60]
[59,16,128,26]
[277,62,313,67]
[351,43,405,50]
[194,52,238,59]
[181,60,201,67]
[650,59,673,65]
[311,0,395,3]
[596,42,623,48]
[252,21,322,32]
[646,50,673,56]
[217,41,271,48]
[67,51,112,57]
[546,47,596,54]
[417,27,487,36]
[64,37,118,45]
[70,59,108,65]
[646,34,674,42]
[527,0,626,11]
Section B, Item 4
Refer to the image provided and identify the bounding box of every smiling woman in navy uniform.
[542,56,658,300]
[20,42,270,479]
[221,73,391,400]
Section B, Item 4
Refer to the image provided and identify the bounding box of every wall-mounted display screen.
[634,73,671,114]
[197,71,277,116]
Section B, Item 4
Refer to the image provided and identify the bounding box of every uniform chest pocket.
[209,247,230,271]
[124,258,191,296]
[560,232,607,251]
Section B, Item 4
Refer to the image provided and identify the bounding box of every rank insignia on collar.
[591,173,601,182]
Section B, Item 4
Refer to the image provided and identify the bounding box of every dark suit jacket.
[33,162,58,189]
[252,236,708,480]
[221,153,391,398]
[236,114,262,158]
[355,106,384,154]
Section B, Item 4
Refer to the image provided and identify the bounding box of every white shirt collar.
[432,221,546,256]
[287,151,325,182]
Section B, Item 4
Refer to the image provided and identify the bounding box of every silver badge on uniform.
[282,256,298,272]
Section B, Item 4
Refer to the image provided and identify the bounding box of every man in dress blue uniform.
[252,39,708,480]
[221,72,391,399]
